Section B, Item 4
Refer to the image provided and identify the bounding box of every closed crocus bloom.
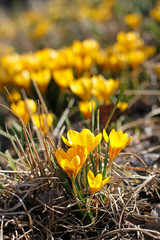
[127,50,145,69]
[1,53,23,75]
[11,100,30,125]
[13,70,31,89]
[79,100,96,119]
[150,2,160,22]
[143,46,156,59]
[72,40,84,55]
[31,69,51,93]
[62,129,102,154]
[70,77,92,101]
[88,170,110,194]
[154,64,160,78]
[56,146,88,179]
[53,68,74,90]
[116,32,144,53]
[92,75,119,104]
[26,98,37,113]
[124,13,142,29]
[103,129,132,162]
[117,101,128,112]
[83,39,100,56]
[11,98,37,125]
[32,113,53,134]
[7,90,21,102]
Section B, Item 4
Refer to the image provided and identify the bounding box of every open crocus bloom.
[62,129,102,154]
[88,170,110,194]
[56,146,88,179]
[103,129,132,162]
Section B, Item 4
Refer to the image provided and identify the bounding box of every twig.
[81,227,160,240]
[124,89,160,95]
[53,98,74,136]
[119,175,156,229]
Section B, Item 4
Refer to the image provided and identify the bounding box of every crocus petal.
[94,133,102,147]
[88,170,94,181]
[103,129,109,143]
[61,135,71,147]
[68,130,84,146]
[67,148,78,161]
[102,177,110,186]
[80,129,91,136]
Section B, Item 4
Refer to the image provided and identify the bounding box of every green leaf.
[103,139,110,177]
[0,184,4,190]
[0,129,15,141]
[0,151,17,171]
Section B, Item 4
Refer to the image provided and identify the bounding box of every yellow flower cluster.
[0,34,155,119]
[57,129,102,179]
[70,75,119,118]
[0,33,155,94]
[0,39,99,93]
[10,94,53,133]
[56,128,132,194]
[78,0,115,23]
[99,31,156,70]
[0,0,115,45]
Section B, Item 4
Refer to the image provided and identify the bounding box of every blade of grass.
[91,103,95,133]
[0,129,15,141]
[0,151,17,171]
[103,139,110,177]
[104,83,127,130]
[97,109,101,153]
[99,156,102,174]
[90,153,96,176]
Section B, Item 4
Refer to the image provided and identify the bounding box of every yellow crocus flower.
[56,146,88,179]
[79,99,96,119]
[150,2,160,22]
[62,129,102,154]
[1,53,23,75]
[103,129,132,162]
[53,68,74,90]
[154,64,160,78]
[70,77,92,101]
[124,13,142,29]
[92,75,119,104]
[32,113,53,134]
[117,101,128,112]
[127,50,145,69]
[26,99,37,113]
[31,69,51,93]
[116,31,144,53]
[13,70,31,89]
[88,170,110,194]
[7,90,21,102]
[11,99,37,125]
